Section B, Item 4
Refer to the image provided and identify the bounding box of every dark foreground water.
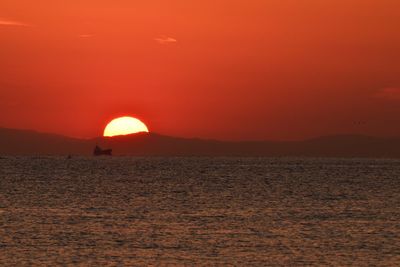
[0,157,399,266]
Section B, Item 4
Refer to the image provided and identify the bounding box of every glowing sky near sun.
[1,0,400,140]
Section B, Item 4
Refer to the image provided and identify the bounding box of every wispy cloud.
[154,36,177,44]
[79,34,94,38]
[0,18,31,27]
[375,87,400,100]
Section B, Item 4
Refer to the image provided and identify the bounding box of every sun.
[104,116,149,137]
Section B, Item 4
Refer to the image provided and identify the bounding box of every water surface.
[1,157,399,265]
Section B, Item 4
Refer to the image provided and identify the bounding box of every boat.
[93,145,112,156]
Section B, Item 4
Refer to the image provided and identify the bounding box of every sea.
[0,156,399,266]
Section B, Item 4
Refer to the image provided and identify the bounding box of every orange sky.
[1,0,400,140]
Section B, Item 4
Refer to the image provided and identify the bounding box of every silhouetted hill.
[0,127,93,155]
[1,127,400,158]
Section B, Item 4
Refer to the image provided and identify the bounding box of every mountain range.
[1,127,400,158]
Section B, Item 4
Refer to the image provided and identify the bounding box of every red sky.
[1,0,400,140]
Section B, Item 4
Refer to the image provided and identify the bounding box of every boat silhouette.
[93,145,112,156]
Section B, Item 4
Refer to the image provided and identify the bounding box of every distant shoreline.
[1,127,400,158]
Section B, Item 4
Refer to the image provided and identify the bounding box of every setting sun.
[104,117,149,137]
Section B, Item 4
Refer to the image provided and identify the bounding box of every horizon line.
[1,126,399,143]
